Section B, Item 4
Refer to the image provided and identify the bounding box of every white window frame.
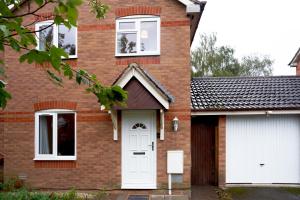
[34,109,77,161]
[35,20,78,59]
[115,15,160,57]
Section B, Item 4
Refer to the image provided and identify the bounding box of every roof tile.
[191,76,300,111]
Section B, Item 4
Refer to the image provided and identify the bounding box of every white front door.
[122,110,156,189]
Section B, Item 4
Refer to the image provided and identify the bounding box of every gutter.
[188,1,206,44]
[288,47,300,67]
[191,110,300,116]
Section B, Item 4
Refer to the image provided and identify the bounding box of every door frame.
[121,110,157,189]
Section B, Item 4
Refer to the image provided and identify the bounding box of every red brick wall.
[297,62,300,76]
[2,0,191,190]
[217,116,226,188]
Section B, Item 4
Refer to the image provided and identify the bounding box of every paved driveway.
[228,187,300,200]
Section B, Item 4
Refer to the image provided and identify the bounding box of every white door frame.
[121,110,157,189]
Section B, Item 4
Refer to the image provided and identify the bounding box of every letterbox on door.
[167,150,184,174]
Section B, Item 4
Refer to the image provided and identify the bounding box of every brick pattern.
[115,6,161,17]
[78,24,115,31]
[4,0,191,190]
[34,161,76,168]
[34,12,54,22]
[217,116,226,188]
[35,60,78,68]
[116,56,160,65]
[161,20,190,27]
[34,101,77,111]
[297,62,300,76]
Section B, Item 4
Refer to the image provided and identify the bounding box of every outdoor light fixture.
[266,110,273,117]
[172,117,179,132]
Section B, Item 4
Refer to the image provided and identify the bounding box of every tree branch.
[2,22,55,39]
[0,1,51,19]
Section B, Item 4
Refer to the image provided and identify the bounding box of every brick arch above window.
[34,101,77,111]
[115,6,161,18]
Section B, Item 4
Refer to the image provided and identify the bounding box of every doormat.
[127,195,149,200]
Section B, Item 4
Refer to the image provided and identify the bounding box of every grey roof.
[191,76,300,111]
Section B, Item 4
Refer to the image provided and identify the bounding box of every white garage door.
[226,115,300,184]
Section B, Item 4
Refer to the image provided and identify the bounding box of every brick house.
[2,0,300,193]
[289,48,300,75]
[0,0,206,191]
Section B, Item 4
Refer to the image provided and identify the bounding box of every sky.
[191,0,300,75]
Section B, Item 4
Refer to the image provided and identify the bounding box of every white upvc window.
[35,20,78,59]
[116,16,160,57]
[34,109,76,160]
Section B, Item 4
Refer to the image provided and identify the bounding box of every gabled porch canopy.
[113,63,174,110]
[110,63,174,141]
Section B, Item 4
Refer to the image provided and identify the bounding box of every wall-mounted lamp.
[172,117,179,132]
[266,110,273,117]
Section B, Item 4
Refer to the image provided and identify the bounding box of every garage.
[191,76,300,187]
[226,115,300,184]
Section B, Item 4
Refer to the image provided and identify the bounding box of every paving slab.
[151,195,189,200]
[191,186,218,200]
[164,195,189,200]
[151,195,164,200]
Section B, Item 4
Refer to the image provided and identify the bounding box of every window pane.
[57,114,75,156]
[117,33,137,54]
[119,22,135,30]
[58,25,76,56]
[38,25,53,51]
[140,21,157,52]
[39,115,53,154]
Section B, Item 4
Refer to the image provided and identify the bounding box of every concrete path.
[191,186,218,200]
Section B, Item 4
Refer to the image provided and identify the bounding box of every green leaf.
[62,63,73,79]
[75,72,82,84]
[9,38,20,51]
[0,82,12,109]
[47,70,63,85]
[34,0,44,6]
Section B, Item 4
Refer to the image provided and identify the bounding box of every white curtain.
[39,116,51,154]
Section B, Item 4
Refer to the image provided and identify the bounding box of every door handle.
[149,142,154,151]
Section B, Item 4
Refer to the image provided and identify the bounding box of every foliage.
[282,187,300,195]
[216,188,232,200]
[0,0,127,110]
[225,187,248,197]
[191,33,274,77]
[93,189,108,200]
[0,176,24,191]
[0,188,84,200]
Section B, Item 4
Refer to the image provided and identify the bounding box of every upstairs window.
[35,110,76,160]
[36,21,77,58]
[116,16,160,56]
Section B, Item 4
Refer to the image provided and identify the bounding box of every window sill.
[33,156,76,161]
[115,52,160,57]
[62,56,78,60]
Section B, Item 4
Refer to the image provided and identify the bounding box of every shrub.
[0,177,24,192]
[0,188,83,200]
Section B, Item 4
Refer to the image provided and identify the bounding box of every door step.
[127,195,149,200]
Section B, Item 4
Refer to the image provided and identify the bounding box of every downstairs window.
[34,110,76,160]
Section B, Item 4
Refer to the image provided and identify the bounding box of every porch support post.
[160,109,164,140]
[109,110,118,141]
